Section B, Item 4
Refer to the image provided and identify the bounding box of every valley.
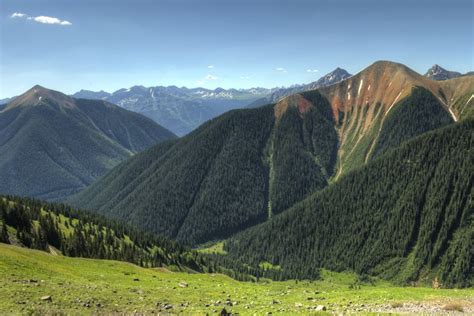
[70,61,474,250]
[2,0,473,313]
[1,243,473,315]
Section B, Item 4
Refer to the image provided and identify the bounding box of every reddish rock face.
[271,60,473,179]
[274,94,314,120]
[296,96,312,114]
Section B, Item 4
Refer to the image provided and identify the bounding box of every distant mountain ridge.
[424,64,473,81]
[247,68,352,108]
[72,86,277,136]
[0,85,175,200]
[73,89,111,100]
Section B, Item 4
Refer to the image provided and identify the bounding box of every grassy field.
[0,243,473,315]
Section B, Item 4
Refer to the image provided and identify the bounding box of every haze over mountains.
[0,85,175,200]
[70,60,474,255]
[72,86,275,136]
[70,68,353,135]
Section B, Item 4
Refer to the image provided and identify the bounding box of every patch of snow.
[358,80,364,96]
[347,92,351,101]
[367,84,371,91]
[38,96,42,101]
[466,94,474,105]
[386,92,402,115]
[448,107,458,122]
[348,83,351,90]
[434,95,457,122]
[388,81,392,87]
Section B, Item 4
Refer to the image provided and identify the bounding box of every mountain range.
[0,85,175,200]
[70,61,474,253]
[0,60,472,288]
[424,64,473,81]
[72,86,276,136]
[2,64,470,137]
[247,67,352,108]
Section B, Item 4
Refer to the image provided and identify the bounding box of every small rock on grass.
[315,305,326,311]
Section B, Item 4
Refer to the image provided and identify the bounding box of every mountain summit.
[0,86,176,200]
[307,67,351,89]
[424,64,462,81]
[247,67,351,107]
[4,85,77,111]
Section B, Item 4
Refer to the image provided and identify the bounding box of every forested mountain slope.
[224,120,474,288]
[0,196,207,271]
[0,86,176,200]
[71,61,473,246]
[70,96,344,246]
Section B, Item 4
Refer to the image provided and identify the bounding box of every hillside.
[0,86,176,200]
[316,60,473,176]
[224,120,474,288]
[0,196,207,271]
[71,100,343,246]
[70,61,473,246]
[2,244,472,314]
[73,86,273,136]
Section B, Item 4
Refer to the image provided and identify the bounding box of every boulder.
[316,305,326,311]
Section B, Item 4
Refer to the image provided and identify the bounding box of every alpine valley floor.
[1,243,473,315]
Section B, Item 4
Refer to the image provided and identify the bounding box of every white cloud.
[306,69,319,73]
[33,16,72,25]
[240,75,251,80]
[10,12,72,26]
[276,67,287,73]
[11,12,26,18]
[207,65,215,69]
[196,80,205,85]
[205,74,218,80]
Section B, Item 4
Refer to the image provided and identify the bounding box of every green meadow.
[1,243,472,315]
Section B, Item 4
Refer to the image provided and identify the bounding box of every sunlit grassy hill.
[1,243,473,315]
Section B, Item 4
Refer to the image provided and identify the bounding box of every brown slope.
[275,61,473,178]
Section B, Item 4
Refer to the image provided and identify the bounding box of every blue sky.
[1,0,472,98]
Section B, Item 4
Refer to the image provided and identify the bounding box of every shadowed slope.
[0,86,176,200]
[225,120,473,288]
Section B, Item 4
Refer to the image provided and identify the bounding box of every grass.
[196,241,227,255]
[1,243,473,315]
[443,302,464,312]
